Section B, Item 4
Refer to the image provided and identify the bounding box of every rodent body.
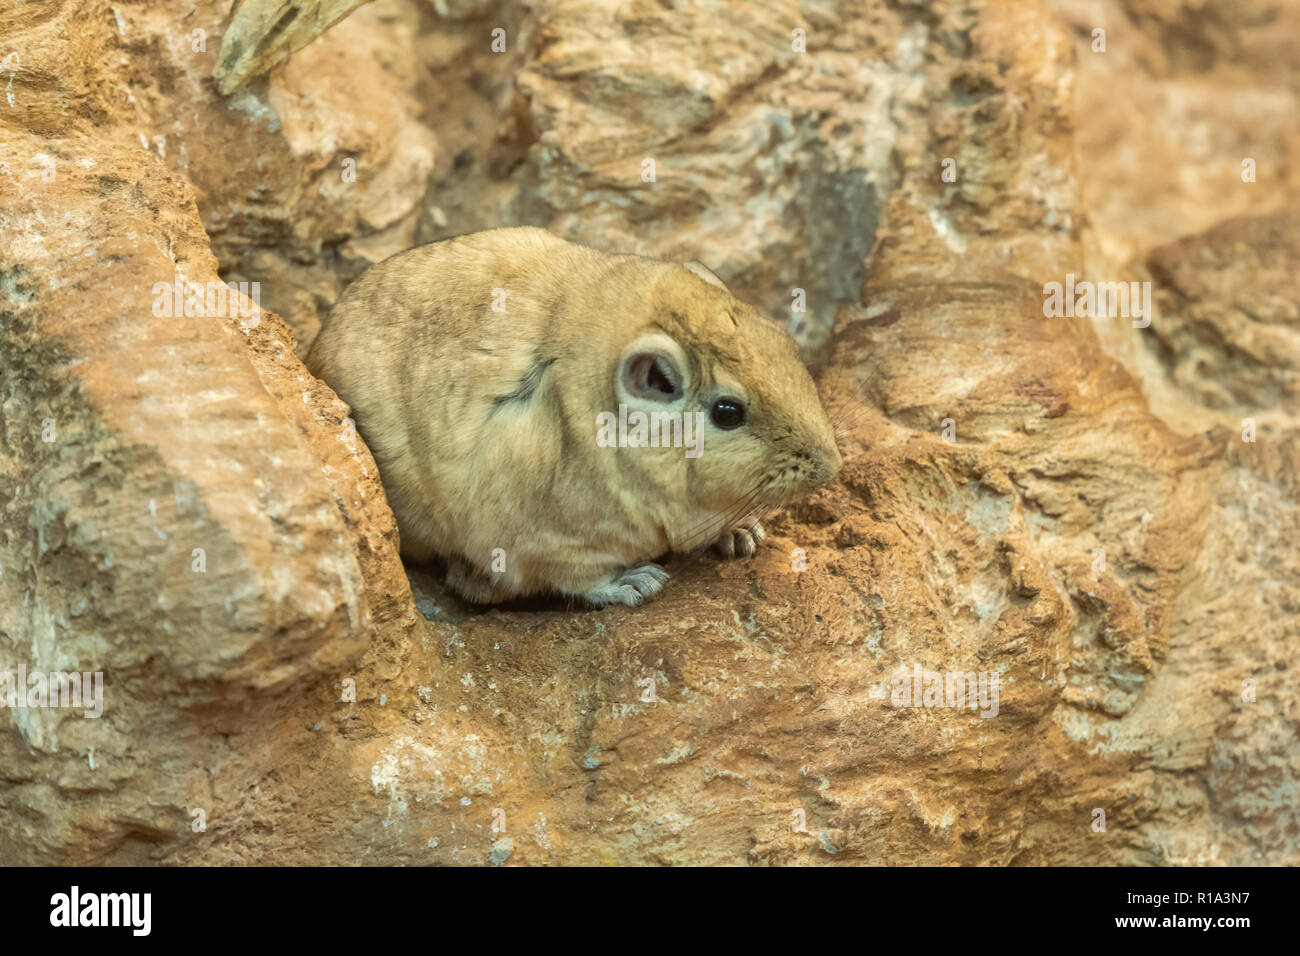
[306,227,841,606]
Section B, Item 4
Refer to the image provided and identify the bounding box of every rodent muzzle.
[780,439,842,499]
[808,441,843,490]
[817,442,844,486]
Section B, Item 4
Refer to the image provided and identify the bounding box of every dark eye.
[710,397,746,429]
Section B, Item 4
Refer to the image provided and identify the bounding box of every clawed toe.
[582,564,670,607]
[714,521,765,560]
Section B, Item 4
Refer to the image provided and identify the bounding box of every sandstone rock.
[0,117,412,861]
[1146,212,1300,414]
[100,0,438,353]
[510,0,899,362]
[1,0,1296,866]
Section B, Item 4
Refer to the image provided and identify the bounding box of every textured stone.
[1,0,1297,865]
[100,0,438,354]
[0,91,411,862]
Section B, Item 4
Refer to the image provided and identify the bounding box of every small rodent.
[306,227,841,606]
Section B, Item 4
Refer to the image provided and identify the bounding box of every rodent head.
[603,257,842,535]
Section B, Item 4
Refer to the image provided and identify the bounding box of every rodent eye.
[710,397,746,430]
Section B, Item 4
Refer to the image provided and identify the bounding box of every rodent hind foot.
[581,564,669,607]
[444,555,500,604]
[714,520,766,560]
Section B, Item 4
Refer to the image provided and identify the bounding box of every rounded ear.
[615,332,690,407]
[684,260,728,291]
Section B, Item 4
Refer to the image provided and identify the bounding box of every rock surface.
[1,0,1296,864]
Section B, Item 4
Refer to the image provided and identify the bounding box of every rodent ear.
[684,260,728,291]
[616,333,689,406]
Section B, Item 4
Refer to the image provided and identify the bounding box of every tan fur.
[306,227,841,606]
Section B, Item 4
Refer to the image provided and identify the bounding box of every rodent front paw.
[582,564,669,607]
[714,520,766,560]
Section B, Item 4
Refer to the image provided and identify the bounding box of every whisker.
[677,478,774,552]
[678,485,766,550]
[827,399,874,436]
[701,485,777,550]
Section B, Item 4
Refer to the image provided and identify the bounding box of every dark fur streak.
[490,355,557,412]
[546,386,576,500]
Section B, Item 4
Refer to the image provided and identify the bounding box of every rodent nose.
[801,440,841,490]
[817,442,843,486]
